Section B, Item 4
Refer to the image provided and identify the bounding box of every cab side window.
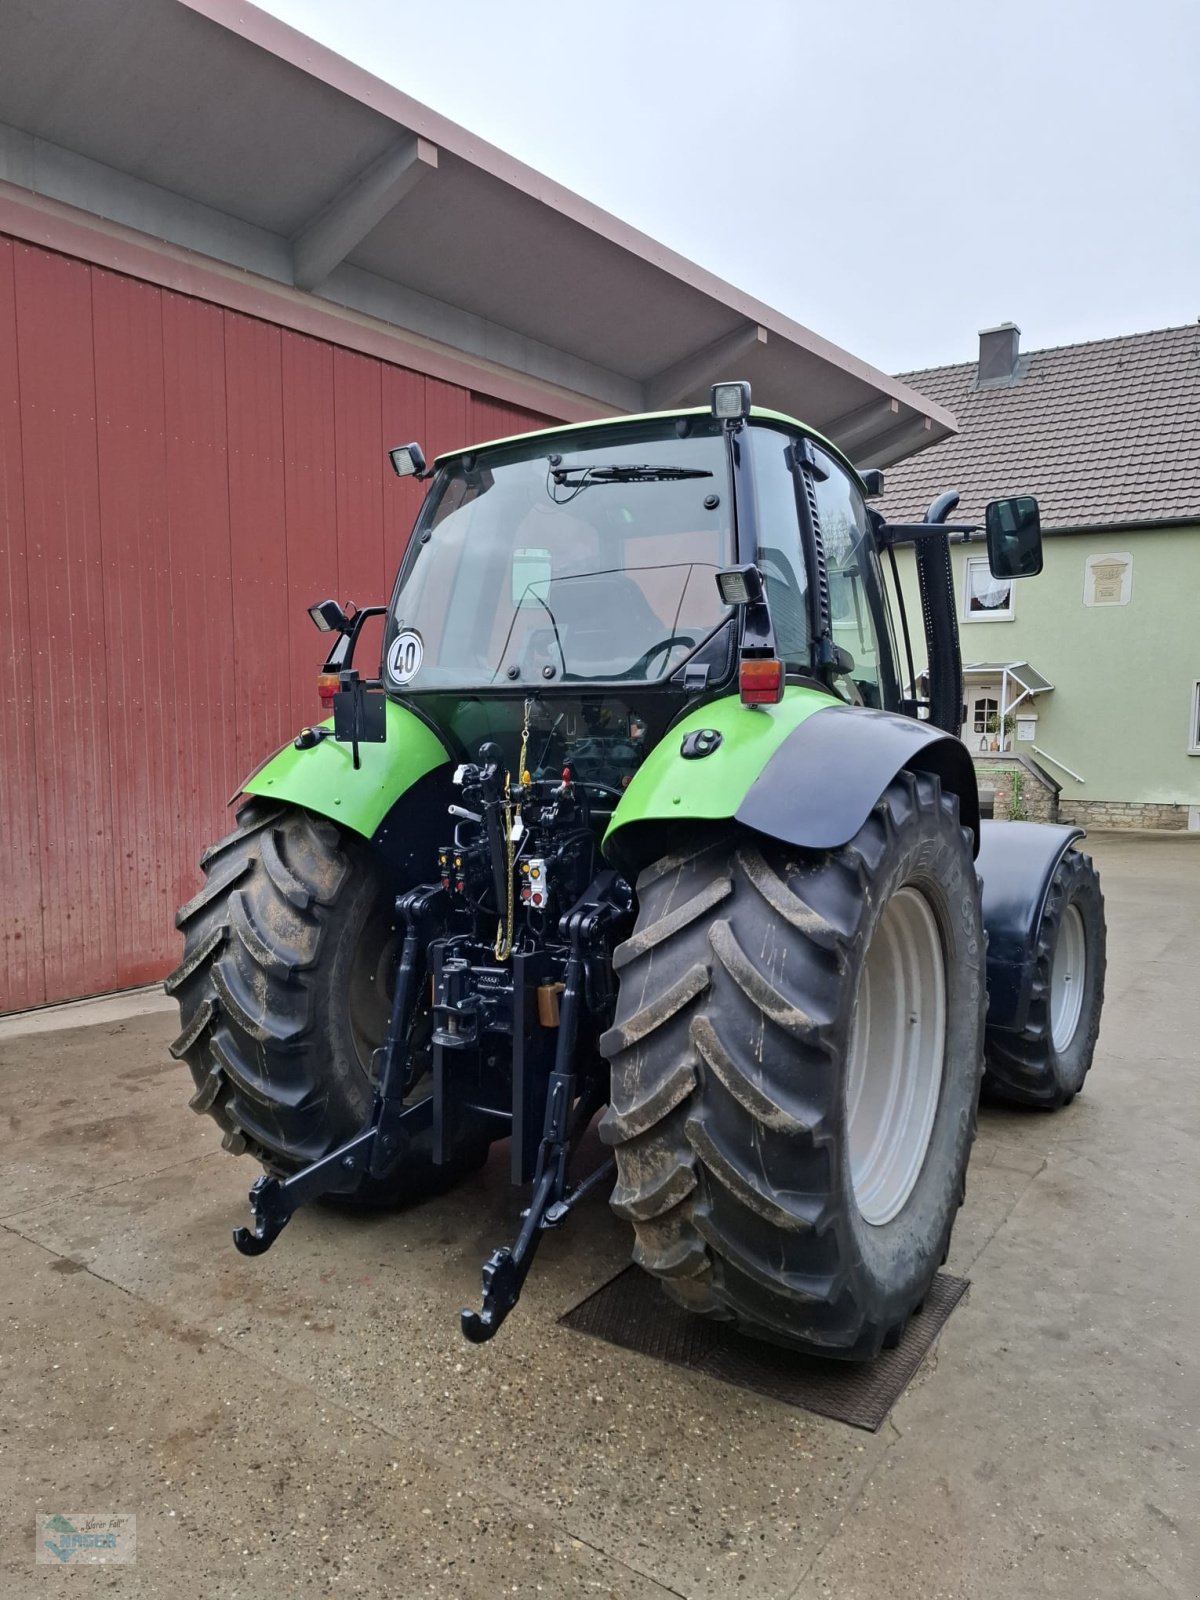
[811,448,897,710]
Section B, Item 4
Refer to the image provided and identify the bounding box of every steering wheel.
[625,634,697,680]
[516,629,697,682]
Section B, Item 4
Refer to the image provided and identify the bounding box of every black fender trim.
[976,820,1084,1033]
[734,703,981,856]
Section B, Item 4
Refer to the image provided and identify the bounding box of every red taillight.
[317,672,339,715]
[739,657,784,706]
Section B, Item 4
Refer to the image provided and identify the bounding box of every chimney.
[977,321,1021,385]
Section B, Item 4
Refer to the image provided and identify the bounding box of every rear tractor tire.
[983,849,1105,1109]
[168,799,487,1202]
[601,772,985,1360]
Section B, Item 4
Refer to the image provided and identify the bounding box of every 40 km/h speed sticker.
[387,630,424,684]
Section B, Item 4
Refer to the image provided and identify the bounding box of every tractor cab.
[301,383,1044,807]
[382,393,904,713]
[366,392,911,817]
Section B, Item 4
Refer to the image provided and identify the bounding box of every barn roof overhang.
[0,0,956,463]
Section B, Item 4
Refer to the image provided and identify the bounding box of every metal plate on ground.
[560,1267,968,1432]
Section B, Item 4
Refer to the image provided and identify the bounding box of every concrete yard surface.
[0,836,1195,1598]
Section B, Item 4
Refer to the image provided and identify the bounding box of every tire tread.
[604,775,984,1358]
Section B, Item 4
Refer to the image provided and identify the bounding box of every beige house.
[882,322,1200,830]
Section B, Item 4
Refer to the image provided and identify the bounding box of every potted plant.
[984,710,1017,752]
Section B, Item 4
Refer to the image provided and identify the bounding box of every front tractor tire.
[168,800,484,1201]
[601,773,985,1360]
[983,849,1105,1109]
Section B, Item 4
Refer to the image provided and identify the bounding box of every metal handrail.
[1031,745,1086,784]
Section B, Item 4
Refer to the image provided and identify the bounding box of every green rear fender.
[604,686,838,865]
[241,699,451,838]
[605,687,980,874]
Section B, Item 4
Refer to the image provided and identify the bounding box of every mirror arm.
[877,521,981,546]
[323,605,387,675]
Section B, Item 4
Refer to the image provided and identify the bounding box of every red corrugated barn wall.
[0,236,556,1013]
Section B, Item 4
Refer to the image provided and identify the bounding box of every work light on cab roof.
[389,442,427,478]
[710,380,752,422]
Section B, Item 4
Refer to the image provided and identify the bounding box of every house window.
[1190,681,1200,755]
[972,696,999,738]
[963,555,1013,621]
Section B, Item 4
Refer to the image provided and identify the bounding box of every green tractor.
[169,383,1105,1358]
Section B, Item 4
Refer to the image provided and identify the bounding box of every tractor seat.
[542,571,664,667]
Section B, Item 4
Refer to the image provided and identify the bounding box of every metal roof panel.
[0,0,958,464]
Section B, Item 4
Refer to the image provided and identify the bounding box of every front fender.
[605,691,979,873]
[977,820,1084,1033]
[241,698,451,838]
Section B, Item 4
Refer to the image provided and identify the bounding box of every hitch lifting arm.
[231,883,445,1256]
[231,865,629,1345]
[460,876,628,1343]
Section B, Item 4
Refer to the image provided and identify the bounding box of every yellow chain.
[518,696,531,785]
[493,701,532,962]
[493,773,516,961]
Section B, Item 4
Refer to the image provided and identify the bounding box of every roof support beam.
[644,322,768,410]
[824,395,900,456]
[853,413,935,470]
[292,134,437,290]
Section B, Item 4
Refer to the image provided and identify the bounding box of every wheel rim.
[846,886,947,1227]
[1050,902,1087,1053]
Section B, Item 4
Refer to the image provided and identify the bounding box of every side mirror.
[512,547,552,609]
[985,495,1042,579]
[827,569,853,622]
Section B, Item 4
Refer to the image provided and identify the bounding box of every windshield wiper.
[550,462,713,488]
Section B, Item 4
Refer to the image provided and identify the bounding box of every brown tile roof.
[880,323,1200,530]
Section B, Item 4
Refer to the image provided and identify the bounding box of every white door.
[963,683,1003,752]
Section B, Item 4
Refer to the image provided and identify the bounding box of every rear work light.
[317,673,340,715]
[739,657,784,706]
[711,380,752,422]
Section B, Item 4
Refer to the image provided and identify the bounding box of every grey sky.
[259,0,1198,375]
